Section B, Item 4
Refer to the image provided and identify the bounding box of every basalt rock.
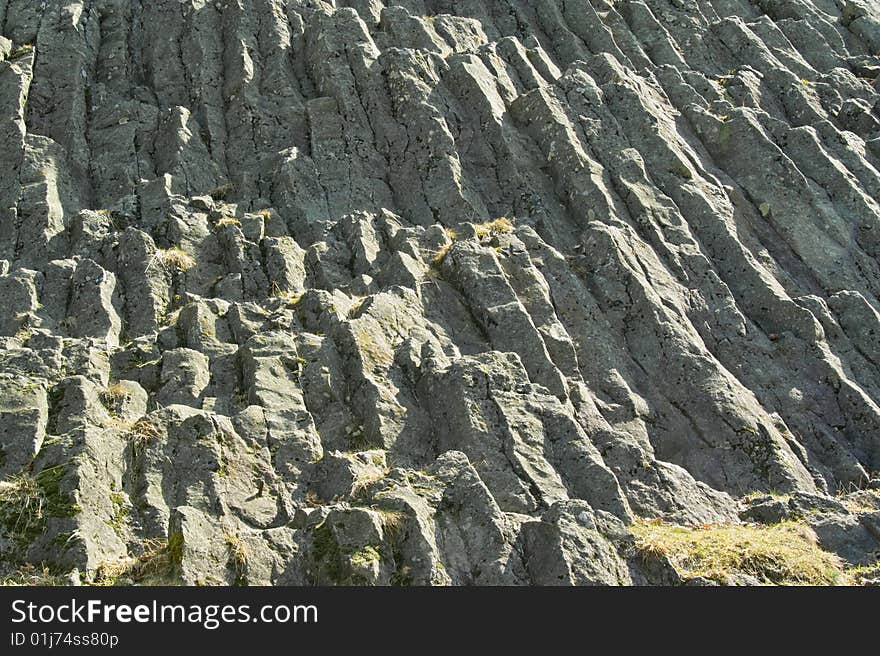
[1,0,879,585]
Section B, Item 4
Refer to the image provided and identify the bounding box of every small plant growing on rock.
[305,490,324,508]
[350,468,388,500]
[224,530,248,585]
[10,43,34,58]
[848,564,880,586]
[378,509,407,541]
[93,538,180,586]
[215,215,240,228]
[432,244,453,267]
[153,247,196,273]
[101,382,131,411]
[431,243,452,266]
[126,419,162,451]
[474,216,514,239]
[430,227,458,266]
[632,519,846,585]
[0,563,66,586]
[0,473,44,538]
[269,282,303,306]
[0,465,79,550]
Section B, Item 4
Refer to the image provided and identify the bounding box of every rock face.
[0,0,879,585]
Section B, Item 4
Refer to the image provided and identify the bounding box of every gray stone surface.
[0,0,879,585]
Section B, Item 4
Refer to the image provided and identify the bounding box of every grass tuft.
[632,519,847,585]
[848,563,880,586]
[1,465,78,538]
[1,563,66,586]
[153,247,196,273]
[93,538,180,586]
[378,509,407,541]
[215,215,240,228]
[224,530,248,585]
[350,468,387,500]
[269,282,303,306]
[126,419,162,451]
[474,216,514,239]
[0,474,45,538]
[101,382,131,411]
[431,242,453,266]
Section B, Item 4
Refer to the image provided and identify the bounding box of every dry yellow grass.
[269,282,303,306]
[93,538,179,586]
[431,219,514,266]
[431,242,453,266]
[224,530,248,584]
[350,466,388,499]
[632,519,847,585]
[848,564,880,586]
[474,216,514,239]
[154,247,196,272]
[378,509,407,540]
[101,382,131,409]
[0,474,44,537]
[126,419,162,450]
[1,563,66,586]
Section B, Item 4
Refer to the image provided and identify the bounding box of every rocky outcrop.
[1,0,879,585]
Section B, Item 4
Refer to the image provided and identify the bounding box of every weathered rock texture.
[1,0,879,585]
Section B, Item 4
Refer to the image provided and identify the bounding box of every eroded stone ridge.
[0,0,879,585]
